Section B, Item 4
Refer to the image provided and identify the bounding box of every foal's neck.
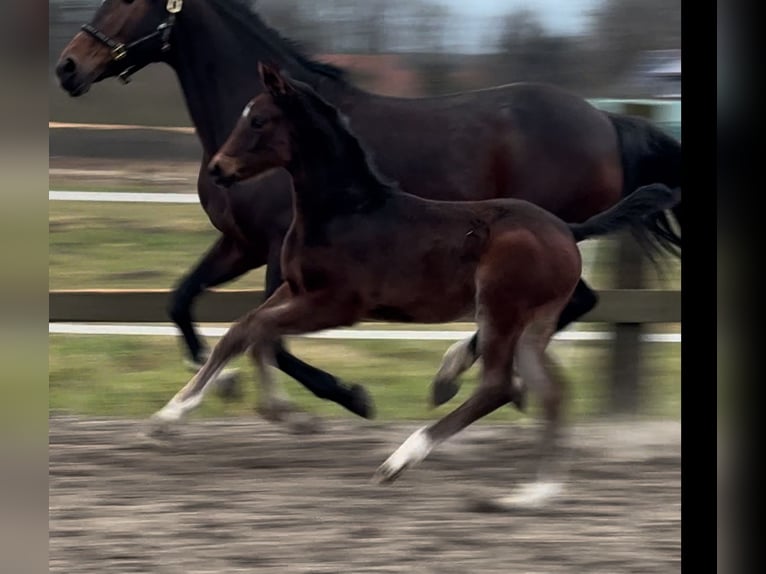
[288,124,392,222]
[168,0,357,157]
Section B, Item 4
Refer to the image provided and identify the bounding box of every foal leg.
[495,313,568,509]
[249,336,324,435]
[375,327,520,484]
[168,234,262,398]
[431,333,479,406]
[247,288,365,431]
[149,283,293,431]
[431,331,526,411]
[264,248,374,419]
[431,280,594,407]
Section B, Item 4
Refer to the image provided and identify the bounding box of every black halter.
[80,0,184,84]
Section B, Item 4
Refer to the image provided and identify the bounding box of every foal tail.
[607,112,682,260]
[568,183,681,243]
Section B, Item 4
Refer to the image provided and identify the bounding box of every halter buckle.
[118,68,134,84]
[166,0,184,14]
[111,43,127,61]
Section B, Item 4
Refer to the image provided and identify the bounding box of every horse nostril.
[58,57,77,77]
[209,162,222,178]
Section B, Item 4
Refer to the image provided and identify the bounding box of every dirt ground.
[50,416,681,573]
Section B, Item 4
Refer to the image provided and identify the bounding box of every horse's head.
[209,63,297,187]
[56,0,184,96]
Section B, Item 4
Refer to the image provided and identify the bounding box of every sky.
[435,0,601,52]
[438,0,599,33]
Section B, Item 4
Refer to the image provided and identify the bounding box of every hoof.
[431,378,460,407]
[510,390,527,413]
[256,401,323,434]
[464,496,517,514]
[347,383,376,419]
[285,412,324,435]
[144,412,182,443]
[465,482,563,513]
[495,481,563,510]
[509,375,527,412]
[372,427,432,485]
[373,459,410,485]
[212,369,243,401]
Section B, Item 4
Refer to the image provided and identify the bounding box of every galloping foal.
[151,64,679,504]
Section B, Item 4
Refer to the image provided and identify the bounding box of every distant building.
[626,49,681,99]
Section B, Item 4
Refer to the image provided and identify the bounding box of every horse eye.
[122,0,135,4]
[251,117,266,129]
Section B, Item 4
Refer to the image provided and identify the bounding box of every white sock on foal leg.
[151,366,223,425]
[374,426,434,484]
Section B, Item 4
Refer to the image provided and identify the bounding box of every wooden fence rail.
[49,288,681,324]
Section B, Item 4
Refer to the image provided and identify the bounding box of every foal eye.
[250,117,267,129]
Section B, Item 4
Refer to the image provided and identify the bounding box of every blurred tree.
[587,0,681,82]
[257,0,328,52]
[495,8,582,89]
[409,2,450,53]
[260,0,450,55]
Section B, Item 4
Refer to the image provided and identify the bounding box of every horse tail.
[568,183,680,243]
[606,111,682,262]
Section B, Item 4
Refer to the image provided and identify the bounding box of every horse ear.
[258,61,291,96]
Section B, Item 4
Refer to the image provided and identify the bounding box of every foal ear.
[258,61,292,97]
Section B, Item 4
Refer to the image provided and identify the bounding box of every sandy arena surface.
[50,416,681,573]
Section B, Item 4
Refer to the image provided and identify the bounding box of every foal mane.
[209,0,347,83]
[286,77,398,194]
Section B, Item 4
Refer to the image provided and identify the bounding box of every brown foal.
[151,64,678,504]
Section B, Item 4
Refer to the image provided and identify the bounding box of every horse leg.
[494,312,568,509]
[263,248,375,419]
[149,283,293,433]
[168,234,262,398]
[375,322,521,484]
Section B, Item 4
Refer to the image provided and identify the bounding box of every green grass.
[49,334,680,421]
[49,202,266,290]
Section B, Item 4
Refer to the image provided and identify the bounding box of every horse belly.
[367,275,476,324]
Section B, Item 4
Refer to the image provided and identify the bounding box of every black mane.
[210,0,347,82]
[287,78,398,194]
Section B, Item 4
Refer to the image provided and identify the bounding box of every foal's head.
[208,62,298,187]
[210,62,396,195]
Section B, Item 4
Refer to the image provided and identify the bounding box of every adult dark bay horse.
[56,0,682,424]
[151,64,679,505]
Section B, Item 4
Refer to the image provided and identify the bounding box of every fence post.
[609,102,657,414]
[608,100,656,414]
[609,231,645,413]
